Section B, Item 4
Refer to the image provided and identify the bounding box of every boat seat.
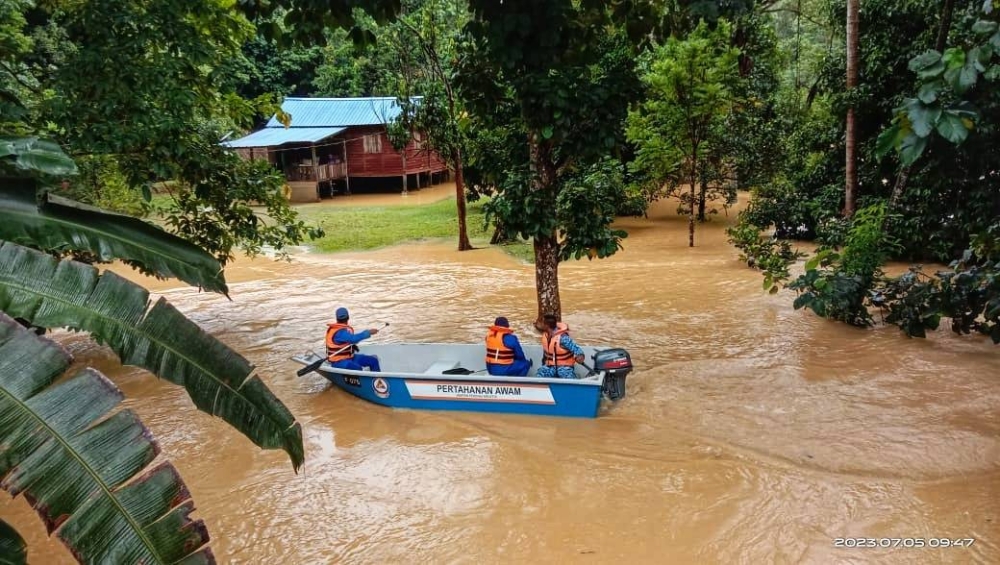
[424,359,461,374]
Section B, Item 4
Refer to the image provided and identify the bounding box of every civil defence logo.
[372,377,390,398]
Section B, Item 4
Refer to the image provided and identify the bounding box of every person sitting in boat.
[326,307,381,372]
[485,317,533,376]
[536,314,585,379]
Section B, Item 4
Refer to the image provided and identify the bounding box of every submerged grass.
[295,196,534,261]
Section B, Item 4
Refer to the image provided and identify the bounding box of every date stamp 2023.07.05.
[834,538,976,549]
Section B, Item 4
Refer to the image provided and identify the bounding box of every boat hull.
[316,370,603,418]
[293,343,618,418]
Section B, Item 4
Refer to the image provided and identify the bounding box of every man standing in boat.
[537,314,585,379]
[485,317,533,376]
[326,307,382,372]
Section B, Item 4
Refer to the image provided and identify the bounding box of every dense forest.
[0,0,997,559]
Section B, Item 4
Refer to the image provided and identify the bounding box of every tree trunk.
[533,235,561,329]
[529,135,561,326]
[844,0,859,218]
[452,147,472,251]
[688,178,696,247]
[698,181,707,222]
[490,222,507,245]
[935,0,954,52]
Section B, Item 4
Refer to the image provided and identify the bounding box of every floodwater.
[2,191,998,564]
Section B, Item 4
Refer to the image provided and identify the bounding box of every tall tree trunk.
[533,235,561,329]
[698,181,707,222]
[452,147,472,251]
[844,0,859,217]
[529,135,561,327]
[688,153,697,247]
[688,173,698,247]
[935,0,954,53]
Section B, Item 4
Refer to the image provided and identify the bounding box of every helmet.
[335,307,349,321]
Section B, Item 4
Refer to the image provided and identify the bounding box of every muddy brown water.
[2,194,998,564]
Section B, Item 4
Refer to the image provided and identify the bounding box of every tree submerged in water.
[458,0,640,325]
[627,20,741,248]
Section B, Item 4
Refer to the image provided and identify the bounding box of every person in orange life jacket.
[485,317,533,376]
[535,313,585,379]
[325,307,381,372]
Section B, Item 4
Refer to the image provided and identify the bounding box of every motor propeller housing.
[593,348,632,401]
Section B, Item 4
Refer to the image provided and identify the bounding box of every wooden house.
[223,97,449,202]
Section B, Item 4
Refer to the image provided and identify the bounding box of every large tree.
[459,0,640,324]
[2,0,320,264]
[627,20,740,247]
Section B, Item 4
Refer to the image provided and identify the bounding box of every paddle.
[296,322,389,377]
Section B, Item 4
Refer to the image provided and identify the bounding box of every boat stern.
[593,348,633,401]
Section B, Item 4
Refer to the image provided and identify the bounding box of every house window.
[363,134,382,154]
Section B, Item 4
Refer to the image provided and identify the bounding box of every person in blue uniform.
[325,307,381,372]
[485,317,533,376]
[536,314,585,379]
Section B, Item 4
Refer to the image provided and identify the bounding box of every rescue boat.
[291,344,634,418]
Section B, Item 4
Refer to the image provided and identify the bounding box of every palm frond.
[0,242,304,470]
[0,518,27,565]
[0,182,228,295]
[0,313,213,564]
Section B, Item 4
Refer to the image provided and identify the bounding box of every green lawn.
[294,197,534,261]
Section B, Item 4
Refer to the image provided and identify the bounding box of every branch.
[0,61,43,96]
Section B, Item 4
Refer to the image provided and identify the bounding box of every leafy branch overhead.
[877,13,1000,165]
[0,312,213,564]
[0,242,305,470]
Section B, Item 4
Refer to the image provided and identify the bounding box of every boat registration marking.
[405,381,555,404]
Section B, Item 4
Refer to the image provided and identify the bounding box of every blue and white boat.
[292,344,634,418]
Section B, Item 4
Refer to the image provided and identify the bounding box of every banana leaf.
[0,182,228,295]
[0,137,78,177]
[0,242,304,471]
[0,313,213,564]
[0,518,27,565]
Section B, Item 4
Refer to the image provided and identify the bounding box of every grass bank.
[294,197,534,261]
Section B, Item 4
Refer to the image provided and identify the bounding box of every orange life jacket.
[326,323,356,362]
[542,322,576,366]
[485,325,515,365]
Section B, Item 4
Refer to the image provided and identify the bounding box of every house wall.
[341,126,448,178]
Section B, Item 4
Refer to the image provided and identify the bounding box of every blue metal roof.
[264,97,422,128]
[222,126,346,148]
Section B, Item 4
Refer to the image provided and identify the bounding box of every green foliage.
[878,4,999,166]
[312,28,378,97]
[57,155,147,217]
[0,184,229,295]
[0,137,77,178]
[626,19,740,235]
[160,138,324,264]
[726,221,803,293]
[3,0,321,268]
[460,1,640,256]
[787,203,897,326]
[2,137,230,294]
[241,0,402,45]
[0,241,305,470]
[877,224,1000,342]
[556,159,630,261]
[0,313,212,563]
[0,518,27,565]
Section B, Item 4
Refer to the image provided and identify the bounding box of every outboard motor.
[593,348,633,401]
